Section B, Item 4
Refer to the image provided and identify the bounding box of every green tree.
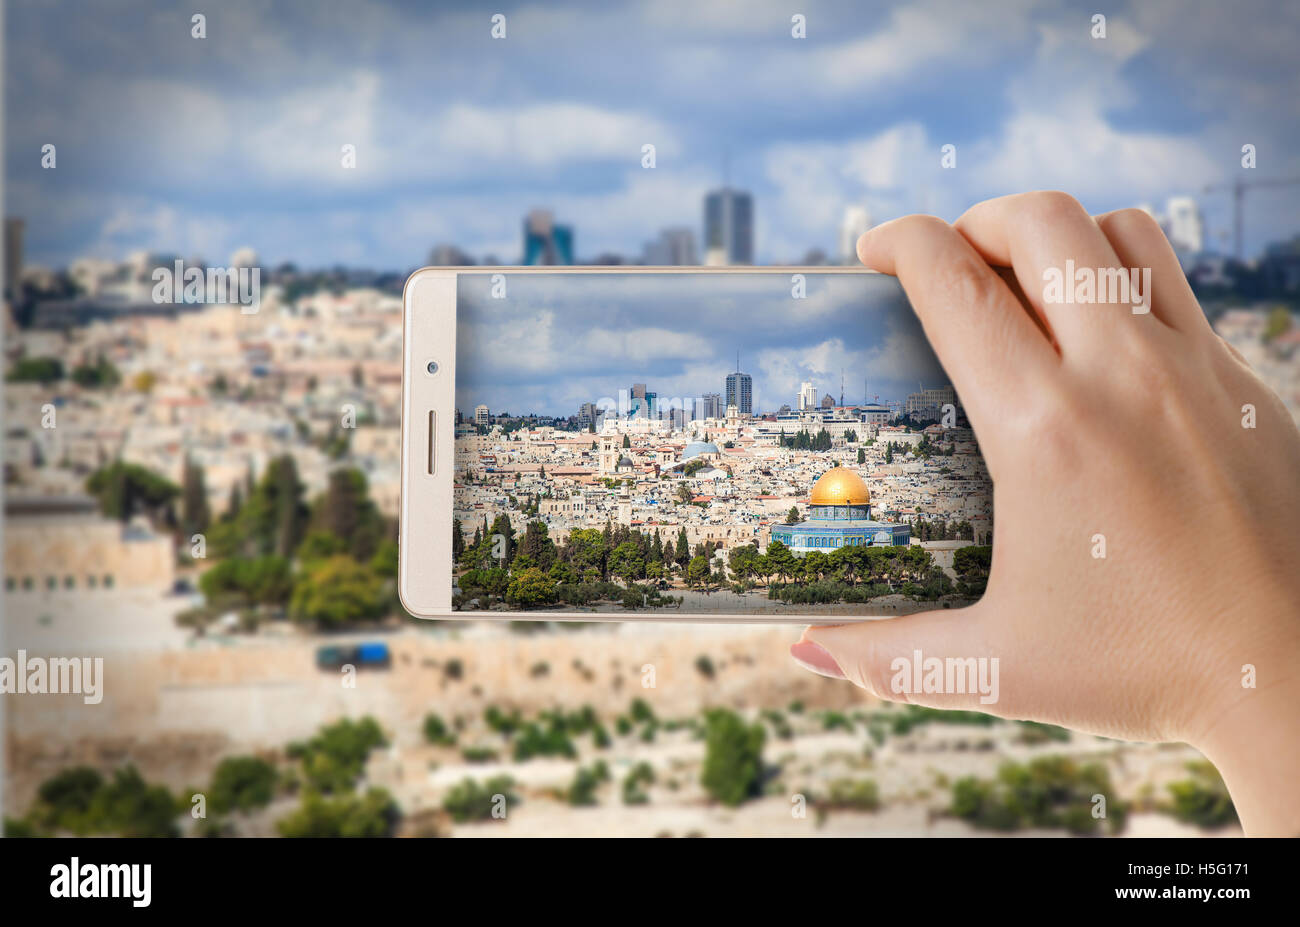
[180,455,211,539]
[277,788,399,837]
[6,356,64,384]
[519,521,557,571]
[442,776,518,823]
[802,549,829,582]
[70,354,120,389]
[1166,761,1237,829]
[953,545,993,596]
[506,567,556,608]
[290,555,388,627]
[86,766,179,837]
[785,506,801,524]
[728,543,759,581]
[267,456,311,558]
[1263,305,1292,343]
[423,713,457,746]
[564,527,607,578]
[216,456,308,558]
[288,717,387,794]
[369,537,398,579]
[31,767,104,833]
[686,554,711,590]
[86,462,179,525]
[488,513,516,567]
[200,555,293,607]
[701,709,765,806]
[20,766,183,838]
[765,540,796,583]
[452,517,465,562]
[548,559,578,585]
[608,541,646,586]
[950,756,1127,835]
[296,530,347,564]
[210,756,277,814]
[311,467,386,561]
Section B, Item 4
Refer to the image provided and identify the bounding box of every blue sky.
[455,272,944,416]
[7,0,1300,268]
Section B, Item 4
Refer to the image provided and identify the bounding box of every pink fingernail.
[790,640,846,680]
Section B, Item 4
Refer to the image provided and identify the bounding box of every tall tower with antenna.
[725,351,752,416]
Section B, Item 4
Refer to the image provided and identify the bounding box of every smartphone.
[400,268,992,622]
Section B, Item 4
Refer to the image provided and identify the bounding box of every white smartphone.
[399,267,992,622]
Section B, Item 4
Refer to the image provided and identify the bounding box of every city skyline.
[454,272,948,419]
[464,371,921,426]
[7,0,1300,269]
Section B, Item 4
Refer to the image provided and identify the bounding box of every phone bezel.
[400,265,898,623]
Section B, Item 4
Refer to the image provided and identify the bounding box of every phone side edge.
[399,268,457,618]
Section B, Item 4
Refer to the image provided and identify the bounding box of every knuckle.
[1099,207,1166,247]
[895,213,952,241]
[1024,190,1087,224]
[938,252,1005,312]
[1126,351,1181,396]
[1018,382,1086,460]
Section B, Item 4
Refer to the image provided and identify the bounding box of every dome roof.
[682,441,720,460]
[810,468,870,506]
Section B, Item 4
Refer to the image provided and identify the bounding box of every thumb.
[791,604,1004,712]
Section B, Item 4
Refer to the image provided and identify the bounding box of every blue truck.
[315,642,392,670]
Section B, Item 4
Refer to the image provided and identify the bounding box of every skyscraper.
[1165,196,1205,254]
[428,244,475,266]
[839,206,871,265]
[726,355,753,416]
[4,217,24,300]
[523,209,574,265]
[799,381,818,411]
[626,383,656,418]
[643,227,698,265]
[697,392,723,420]
[704,188,754,265]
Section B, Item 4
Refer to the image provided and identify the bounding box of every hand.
[789,191,1300,836]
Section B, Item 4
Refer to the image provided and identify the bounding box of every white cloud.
[580,327,713,363]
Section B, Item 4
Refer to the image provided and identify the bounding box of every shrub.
[210,756,277,813]
[826,778,881,812]
[277,787,399,837]
[700,709,765,807]
[622,762,655,805]
[460,747,499,763]
[441,776,518,823]
[1165,761,1237,829]
[949,756,1126,835]
[423,713,457,746]
[288,717,386,794]
[567,766,603,806]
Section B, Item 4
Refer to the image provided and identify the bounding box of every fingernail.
[790,640,846,680]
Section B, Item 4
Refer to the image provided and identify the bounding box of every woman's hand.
[789,191,1300,836]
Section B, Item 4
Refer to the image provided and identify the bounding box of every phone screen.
[452,272,991,617]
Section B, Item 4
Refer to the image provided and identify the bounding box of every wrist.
[1191,662,1300,837]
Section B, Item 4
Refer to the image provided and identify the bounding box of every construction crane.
[1202,176,1300,259]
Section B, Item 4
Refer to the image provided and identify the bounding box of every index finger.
[857,215,1059,430]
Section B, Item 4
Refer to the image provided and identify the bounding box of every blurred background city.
[3,0,1298,836]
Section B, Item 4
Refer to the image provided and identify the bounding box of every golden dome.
[809,468,870,506]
